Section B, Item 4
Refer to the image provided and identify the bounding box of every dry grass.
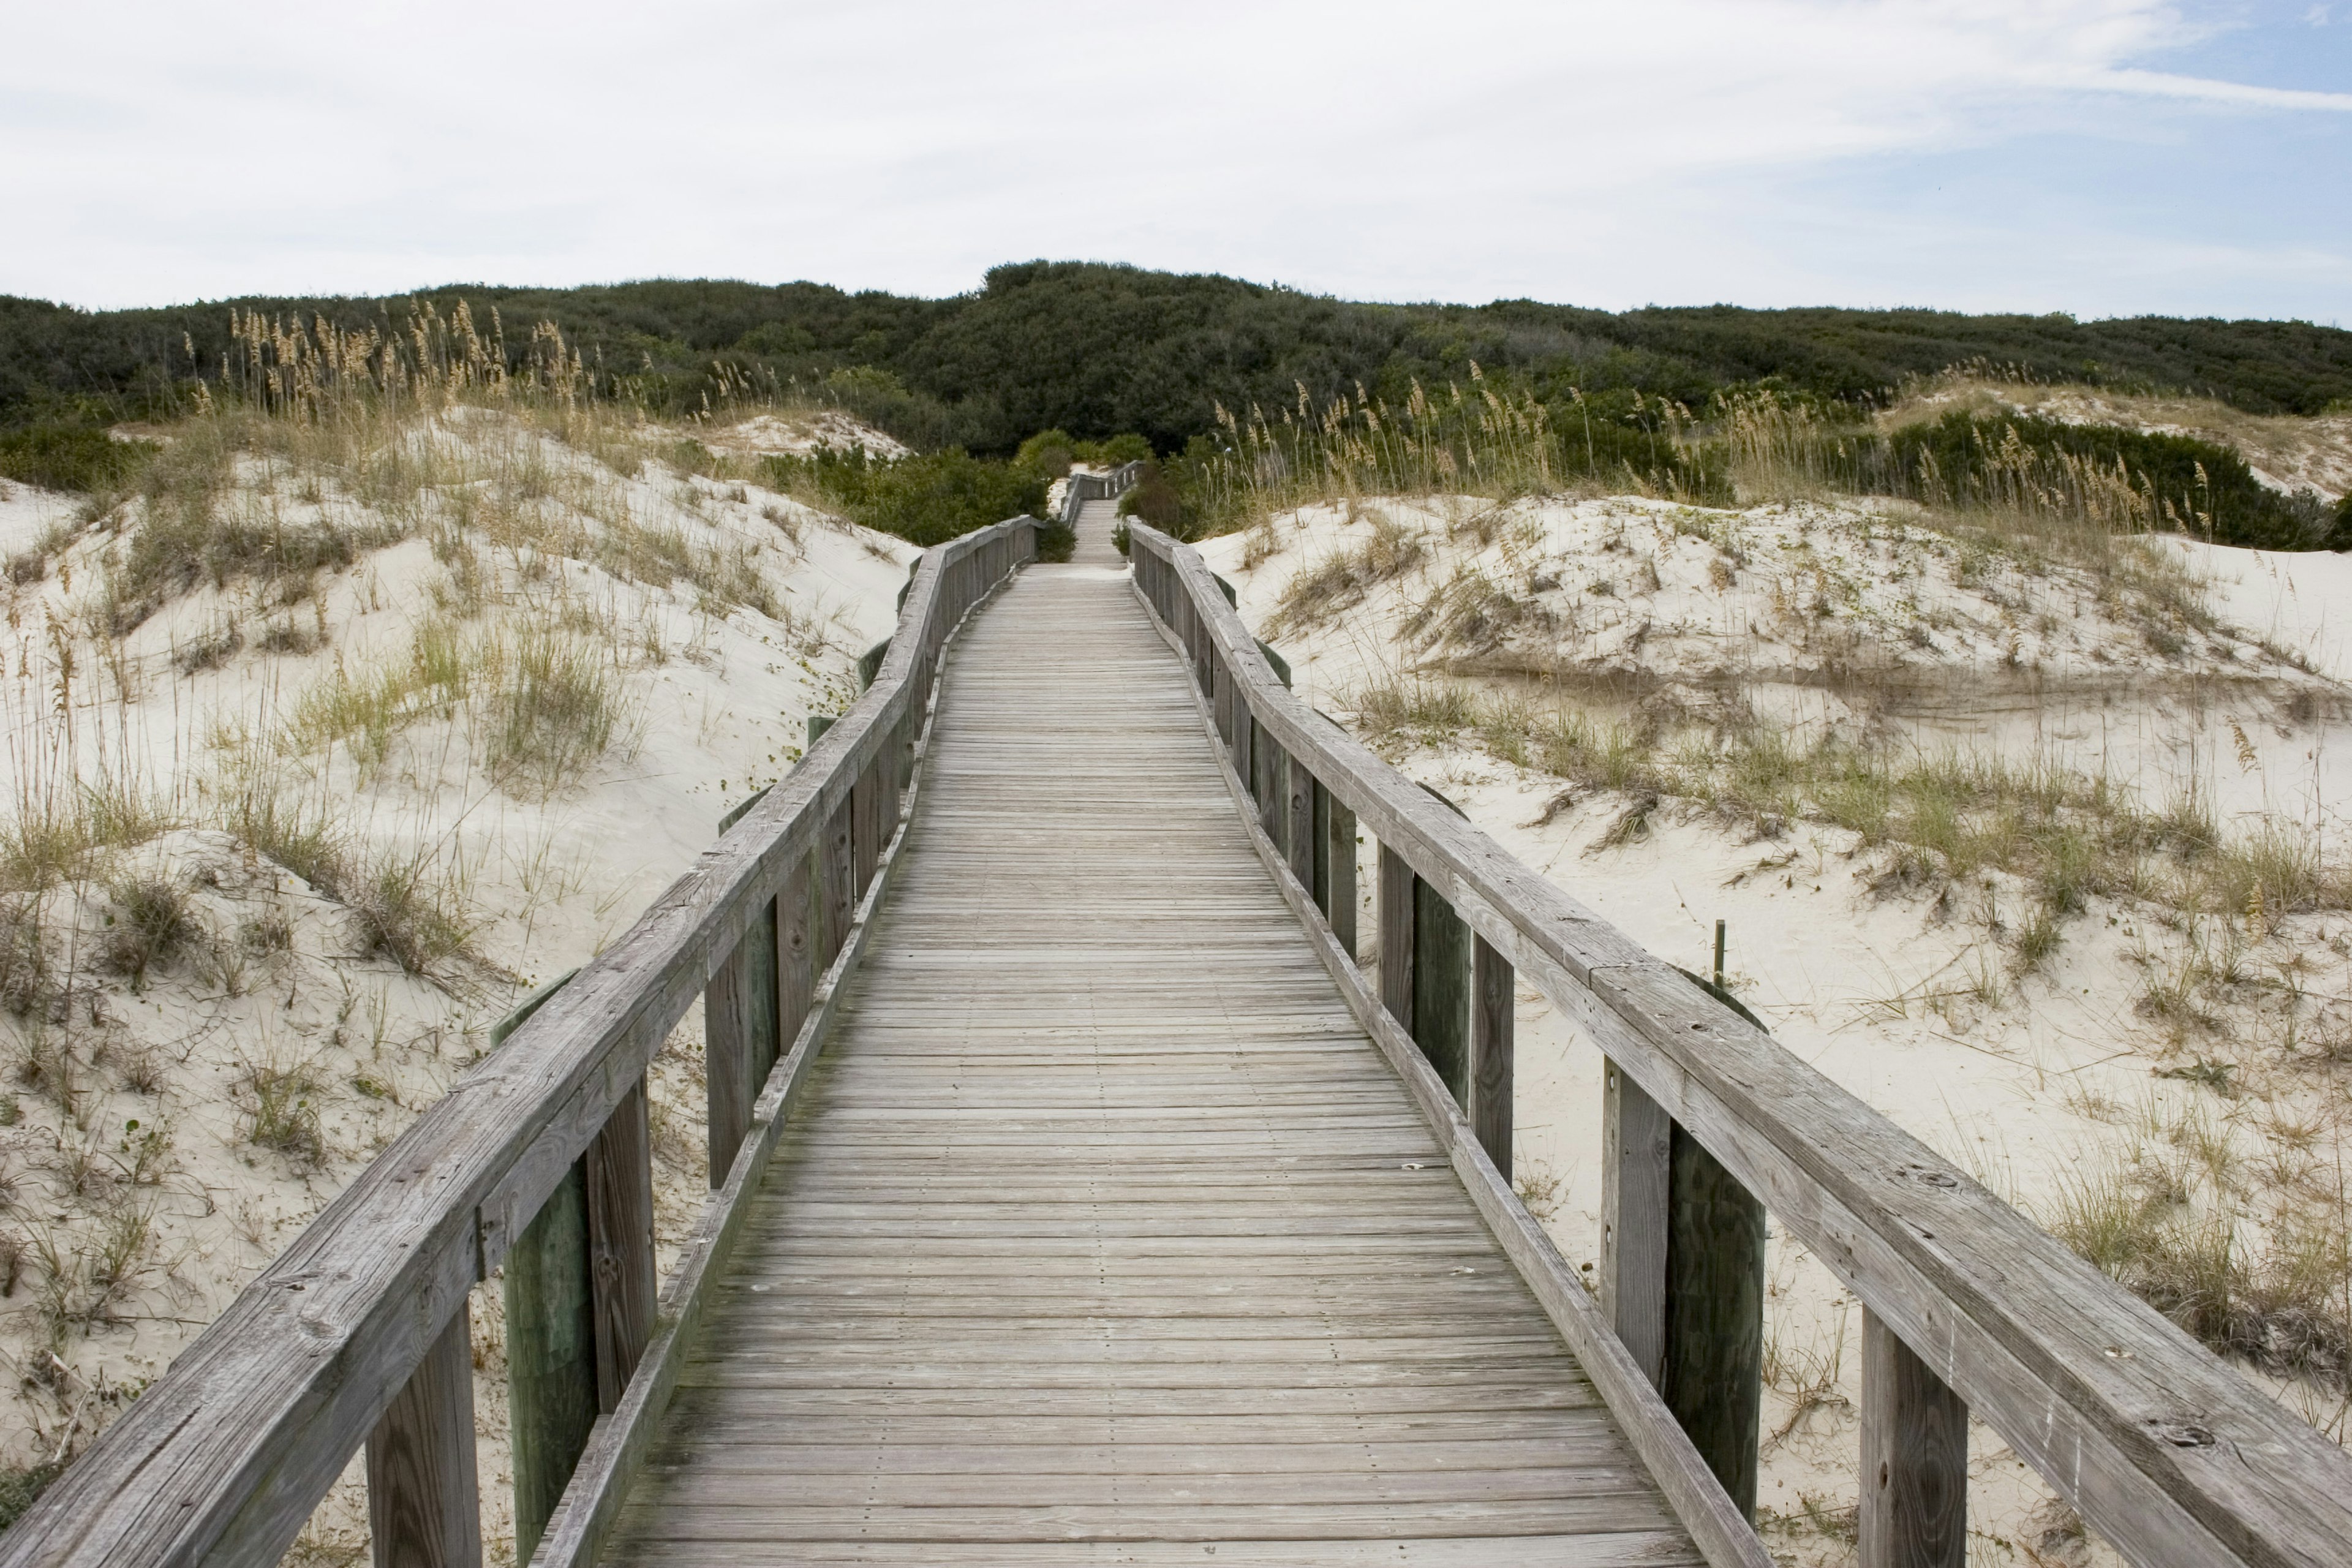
[237,1053,326,1170]
[1356,674,2352,941]
[2046,1104,2352,1392]
[1188,369,1569,537]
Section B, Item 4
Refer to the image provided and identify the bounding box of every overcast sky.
[1,1,2345,320]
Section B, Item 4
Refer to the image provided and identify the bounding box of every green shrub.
[0,422,154,493]
[1116,459,1189,535]
[1015,429,1077,479]
[0,1461,60,1531]
[763,447,1046,547]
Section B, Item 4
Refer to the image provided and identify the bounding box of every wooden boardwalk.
[600,559,1701,1565]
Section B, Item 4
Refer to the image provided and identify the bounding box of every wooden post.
[1471,935,1513,1177]
[366,1303,480,1568]
[778,848,820,1058]
[1378,846,1414,1030]
[821,798,854,962]
[1232,693,1253,790]
[1284,755,1314,889]
[1662,1123,1767,1521]
[505,1162,596,1564]
[1328,797,1357,962]
[1602,1058,1672,1389]
[703,902,778,1185]
[1861,1309,1969,1568]
[1253,722,1282,846]
[1412,876,1471,1106]
[1310,781,1331,915]
[585,1080,657,1408]
[851,760,882,899]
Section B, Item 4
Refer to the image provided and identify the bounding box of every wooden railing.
[0,517,1047,1568]
[1058,459,1146,525]
[1126,519,2352,1568]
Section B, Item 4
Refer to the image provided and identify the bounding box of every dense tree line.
[5,263,2348,549]
[7,263,2351,453]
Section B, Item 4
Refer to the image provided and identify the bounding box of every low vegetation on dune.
[1132,360,2351,554]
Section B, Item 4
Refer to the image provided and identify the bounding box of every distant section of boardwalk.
[1070,492,1127,566]
[600,559,1700,1564]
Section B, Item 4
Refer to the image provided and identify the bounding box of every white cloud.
[0,0,2340,314]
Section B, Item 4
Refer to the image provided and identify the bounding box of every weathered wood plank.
[1604,1061,1671,1389]
[585,1080,656,1411]
[596,556,1708,1568]
[1471,935,1513,1178]
[506,1161,597,1563]
[1860,1308,1967,1568]
[701,901,776,1185]
[364,1303,480,1568]
[1414,874,1471,1106]
[1662,1125,1765,1521]
[1379,845,1414,1031]
[1287,751,1316,889]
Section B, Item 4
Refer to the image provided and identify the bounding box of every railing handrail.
[0,516,1046,1568]
[1124,518,2352,1568]
[1058,459,1145,525]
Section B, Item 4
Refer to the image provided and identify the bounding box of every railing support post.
[1252,720,1281,844]
[779,846,821,1058]
[822,796,855,962]
[1602,1058,1670,1385]
[1325,793,1357,961]
[704,902,778,1185]
[586,1079,656,1408]
[1378,845,1414,1031]
[366,1303,480,1568]
[1470,936,1512,1177]
[851,759,883,898]
[1862,1310,1969,1568]
[1284,754,1314,888]
[1411,876,1470,1104]
[1664,1125,1766,1521]
[506,1162,595,1564]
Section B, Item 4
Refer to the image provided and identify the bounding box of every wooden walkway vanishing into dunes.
[12,481,2350,1568]
[600,516,1699,1563]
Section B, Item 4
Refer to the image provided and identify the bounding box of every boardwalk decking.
[601,515,1702,1565]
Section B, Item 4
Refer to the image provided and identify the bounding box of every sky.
[0,0,2345,321]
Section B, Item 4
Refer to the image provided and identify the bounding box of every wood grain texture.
[1414,876,1471,1106]
[1126,520,2352,1568]
[598,562,1703,1567]
[701,900,777,1185]
[1287,751,1316,889]
[1379,846,1414,1036]
[1603,1062,1672,1391]
[507,1160,597,1564]
[1861,1309,1967,1568]
[1329,795,1359,963]
[586,1080,657,1411]
[1472,935,1513,1179]
[1662,1125,1764,1520]
[365,1303,481,1568]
